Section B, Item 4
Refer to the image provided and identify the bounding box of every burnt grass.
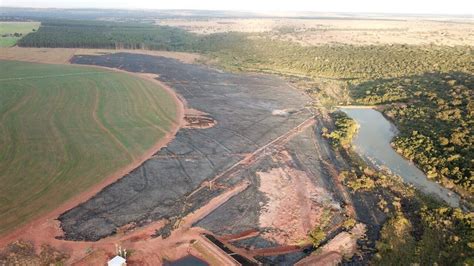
[60,53,313,241]
[58,53,388,263]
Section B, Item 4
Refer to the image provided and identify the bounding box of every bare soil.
[257,151,336,245]
[0,47,200,64]
[158,17,474,46]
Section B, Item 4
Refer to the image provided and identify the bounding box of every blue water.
[164,255,209,266]
[341,107,460,207]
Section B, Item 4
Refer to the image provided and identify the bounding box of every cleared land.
[0,47,200,64]
[158,18,474,46]
[0,22,40,47]
[0,60,179,235]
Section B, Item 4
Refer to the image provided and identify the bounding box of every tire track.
[91,87,135,162]
[0,71,106,82]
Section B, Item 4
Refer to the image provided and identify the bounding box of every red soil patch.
[219,229,260,242]
[257,150,339,245]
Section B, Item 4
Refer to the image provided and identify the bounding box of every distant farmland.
[0,60,179,235]
[0,22,40,47]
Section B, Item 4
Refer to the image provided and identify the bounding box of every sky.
[1,0,473,15]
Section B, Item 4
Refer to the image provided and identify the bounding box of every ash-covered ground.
[60,53,386,264]
[61,53,313,241]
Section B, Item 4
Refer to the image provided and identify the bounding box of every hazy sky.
[2,0,473,15]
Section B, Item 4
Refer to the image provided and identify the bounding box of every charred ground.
[61,53,313,240]
[53,53,388,264]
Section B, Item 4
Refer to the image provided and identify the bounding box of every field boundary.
[0,62,186,247]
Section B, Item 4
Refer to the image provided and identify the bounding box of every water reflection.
[340,107,460,207]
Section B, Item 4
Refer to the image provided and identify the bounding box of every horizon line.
[1,6,473,17]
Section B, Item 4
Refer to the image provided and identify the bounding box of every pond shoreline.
[339,106,461,208]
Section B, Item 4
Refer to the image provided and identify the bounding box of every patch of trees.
[340,170,376,191]
[343,151,474,265]
[339,166,411,195]
[352,72,473,193]
[308,209,332,247]
[374,205,473,265]
[322,111,357,148]
[1,32,23,37]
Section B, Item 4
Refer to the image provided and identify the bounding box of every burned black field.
[59,53,385,262]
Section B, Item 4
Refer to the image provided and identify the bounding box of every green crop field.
[0,60,179,235]
[0,22,40,47]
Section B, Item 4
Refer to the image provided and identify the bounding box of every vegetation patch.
[214,41,472,81]
[0,240,69,265]
[308,209,333,247]
[0,60,178,235]
[322,111,358,148]
[374,205,474,265]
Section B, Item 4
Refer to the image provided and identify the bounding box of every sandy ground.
[157,18,474,46]
[0,47,76,64]
[75,49,201,64]
[0,47,200,64]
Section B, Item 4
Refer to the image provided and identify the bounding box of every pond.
[164,255,209,266]
[340,107,460,208]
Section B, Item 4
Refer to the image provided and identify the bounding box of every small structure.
[108,255,126,266]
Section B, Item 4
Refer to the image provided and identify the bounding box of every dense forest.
[210,39,473,81]
[338,146,473,264]
[374,203,473,265]
[17,19,244,51]
[18,20,195,49]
